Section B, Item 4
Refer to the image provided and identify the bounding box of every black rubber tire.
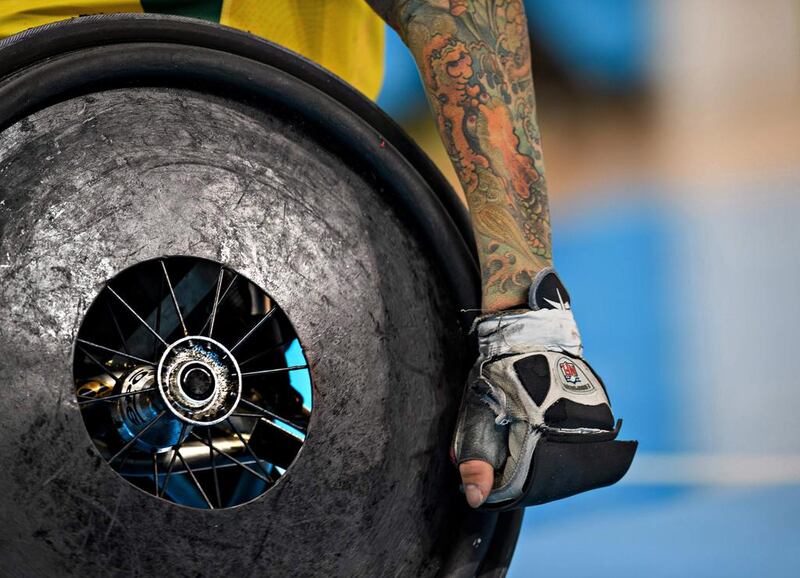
[0,13,477,264]
[0,15,520,577]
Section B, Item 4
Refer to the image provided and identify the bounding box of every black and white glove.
[453,268,637,510]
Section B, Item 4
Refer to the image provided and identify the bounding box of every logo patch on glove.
[557,358,595,394]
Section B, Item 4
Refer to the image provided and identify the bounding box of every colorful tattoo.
[394,0,552,310]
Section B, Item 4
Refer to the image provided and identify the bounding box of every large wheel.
[0,15,520,577]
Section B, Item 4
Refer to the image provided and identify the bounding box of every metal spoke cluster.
[73,256,312,509]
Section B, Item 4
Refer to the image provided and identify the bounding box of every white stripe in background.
[623,453,800,485]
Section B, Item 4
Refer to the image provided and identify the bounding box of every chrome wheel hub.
[158,336,242,425]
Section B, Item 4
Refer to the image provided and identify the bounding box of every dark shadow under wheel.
[0,14,520,577]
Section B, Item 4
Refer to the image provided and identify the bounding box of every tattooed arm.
[368,0,551,311]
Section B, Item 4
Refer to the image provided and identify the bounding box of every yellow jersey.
[0,0,385,100]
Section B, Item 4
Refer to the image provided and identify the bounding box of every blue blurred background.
[378,1,800,576]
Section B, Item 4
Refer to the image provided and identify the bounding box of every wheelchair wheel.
[0,15,520,577]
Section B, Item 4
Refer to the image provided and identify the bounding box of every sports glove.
[452,268,637,509]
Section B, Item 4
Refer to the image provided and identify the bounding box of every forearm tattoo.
[392,0,552,310]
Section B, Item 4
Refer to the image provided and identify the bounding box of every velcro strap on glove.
[475,308,583,358]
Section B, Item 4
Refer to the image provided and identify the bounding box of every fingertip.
[459,460,494,508]
[464,484,484,508]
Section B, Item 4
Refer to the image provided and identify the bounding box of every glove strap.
[475,308,583,358]
[473,267,583,358]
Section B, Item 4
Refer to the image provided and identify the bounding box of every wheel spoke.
[77,346,121,386]
[230,307,276,353]
[108,410,167,464]
[160,423,188,498]
[240,413,305,443]
[239,364,307,378]
[152,451,159,495]
[154,269,163,360]
[76,338,156,366]
[207,427,222,508]
[176,448,214,509]
[207,266,224,338]
[238,340,291,367]
[108,285,168,347]
[106,299,130,355]
[160,259,188,338]
[189,431,271,484]
[237,398,307,433]
[226,418,274,481]
[77,386,156,405]
[198,273,238,335]
[116,449,133,477]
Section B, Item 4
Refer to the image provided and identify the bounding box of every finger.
[459,459,494,508]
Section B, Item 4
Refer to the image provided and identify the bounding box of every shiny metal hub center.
[180,363,216,402]
[157,336,242,426]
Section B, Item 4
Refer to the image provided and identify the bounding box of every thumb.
[459,459,494,508]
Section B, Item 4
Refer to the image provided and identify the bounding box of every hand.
[453,269,637,510]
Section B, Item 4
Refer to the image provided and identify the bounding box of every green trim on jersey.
[141,0,223,22]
